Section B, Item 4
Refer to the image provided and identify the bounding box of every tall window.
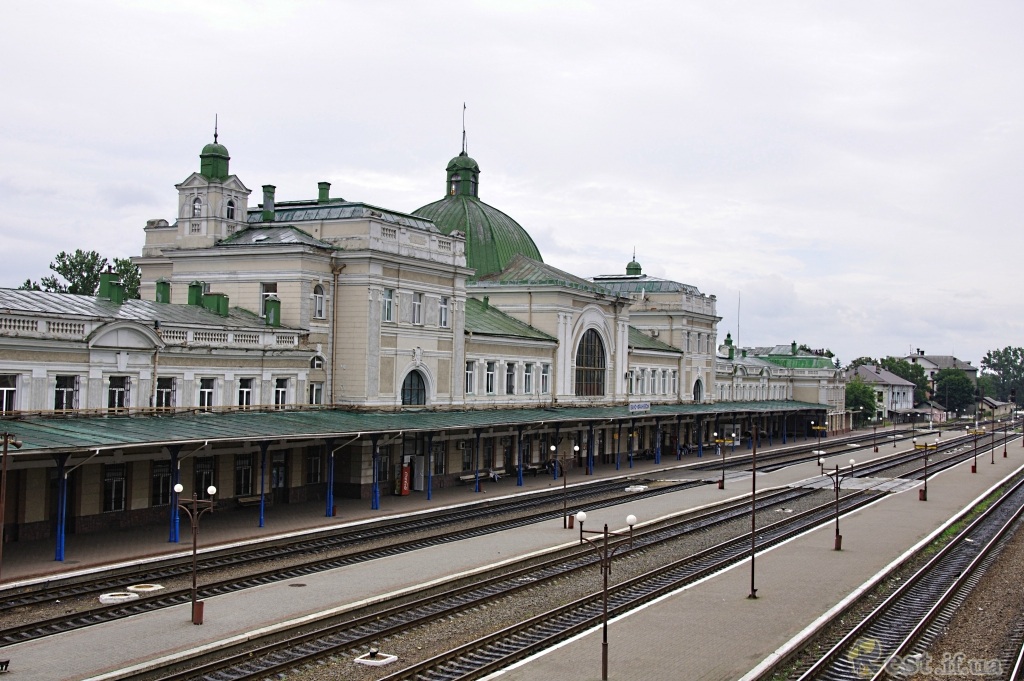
[156,377,175,408]
[235,453,255,496]
[506,362,516,395]
[661,370,668,395]
[524,363,534,394]
[465,361,475,394]
[412,293,423,324]
[194,457,215,499]
[309,382,323,405]
[306,448,322,484]
[432,441,447,475]
[638,370,646,394]
[226,199,235,220]
[575,330,606,396]
[54,375,78,411]
[274,378,288,408]
[541,364,550,394]
[312,284,326,319]
[103,464,126,512]
[108,376,130,412]
[671,370,678,394]
[483,438,494,469]
[439,296,450,328]
[382,288,394,322]
[485,362,496,394]
[402,371,426,405]
[192,197,202,217]
[238,378,253,409]
[260,283,277,317]
[152,461,172,506]
[199,378,215,410]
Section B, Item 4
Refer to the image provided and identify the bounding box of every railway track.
[0,477,707,645]
[751,472,1024,680]
[140,488,883,681]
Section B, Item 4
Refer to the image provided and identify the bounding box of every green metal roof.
[464,297,556,342]
[1,400,830,455]
[473,255,621,298]
[412,152,542,278]
[0,288,298,331]
[628,326,683,353]
[591,274,703,296]
[248,202,437,232]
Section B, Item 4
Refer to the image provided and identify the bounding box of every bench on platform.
[237,495,271,507]
[457,473,478,485]
[0,659,10,673]
[523,464,543,477]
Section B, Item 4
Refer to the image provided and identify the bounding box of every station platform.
[1,432,1016,681]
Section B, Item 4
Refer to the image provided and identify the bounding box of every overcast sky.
[2,1,1021,368]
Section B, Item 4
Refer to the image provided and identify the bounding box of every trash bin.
[192,600,205,625]
[568,514,574,529]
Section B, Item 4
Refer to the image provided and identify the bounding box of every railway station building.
[0,134,846,557]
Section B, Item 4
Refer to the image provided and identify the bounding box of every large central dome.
[412,151,542,279]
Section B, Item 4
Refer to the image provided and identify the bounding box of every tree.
[880,357,928,404]
[18,249,140,299]
[845,377,876,426]
[846,356,877,371]
[934,368,974,416]
[981,346,1024,403]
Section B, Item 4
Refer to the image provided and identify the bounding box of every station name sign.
[628,402,651,414]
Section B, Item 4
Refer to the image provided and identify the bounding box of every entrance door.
[271,453,287,504]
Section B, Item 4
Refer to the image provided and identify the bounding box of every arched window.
[192,197,202,217]
[574,329,606,396]
[402,371,426,405]
[312,284,325,319]
[693,379,704,403]
[449,174,461,196]
[226,199,235,220]
[310,356,324,370]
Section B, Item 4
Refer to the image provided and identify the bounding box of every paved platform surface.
[1,431,1017,681]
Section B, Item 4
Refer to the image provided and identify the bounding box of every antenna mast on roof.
[214,114,219,143]
[737,291,741,350]
[462,103,467,154]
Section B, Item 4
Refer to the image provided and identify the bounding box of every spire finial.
[214,114,219,144]
[462,102,467,155]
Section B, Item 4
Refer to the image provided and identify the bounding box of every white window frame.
[274,378,288,409]
[382,288,394,322]
[465,361,475,394]
[238,378,253,409]
[486,361,496,394]
[412,292,423,325]
[199,378,215,409]
[439,296,450,328]
[309,382,324,405]
[0,375,17,413]
[541,364,550,394]
[313,284,326,319]
[524,363,534,394]
[505,362,516,395]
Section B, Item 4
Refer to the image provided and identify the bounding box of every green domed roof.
[413,151,542,279]
[199,138,230,181]
[201,142,229,157]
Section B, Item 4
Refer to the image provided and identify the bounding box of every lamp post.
[912,437,938,501]
[991,425,996,465]
[811,419,827,456]
[1004,421,1009,458]
[818,457,855,551]
[872,416,878,453]
[550,445,571,529]
[713,431,728,489]
[574,511,637,681]
[174,482,217,624]
[968,426,982,473]
[749,425,758,600]
[0,432,23,582]
[731,431,737,454]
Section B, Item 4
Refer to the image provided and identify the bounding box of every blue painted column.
[697,418,704,458]
[474,429,482,492]
[587,422,595,475]
[654,418,662,464]
[516,426,524,487]
[258,441,269,528]
[371,435,381,510]
[54,454,69,562]
[426,432,434,500]
[324,439,335,517]
[782,414,787,444]
[551,425,561,480]
[628,418,635,468]
[676,417,683,460]
[615,421,622,470]
[168,446,181,543]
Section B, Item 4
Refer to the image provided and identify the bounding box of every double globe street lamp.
[174,482,217,624]
[574,511,637,681]
[818,458,855,551]
[912,437,939,501]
